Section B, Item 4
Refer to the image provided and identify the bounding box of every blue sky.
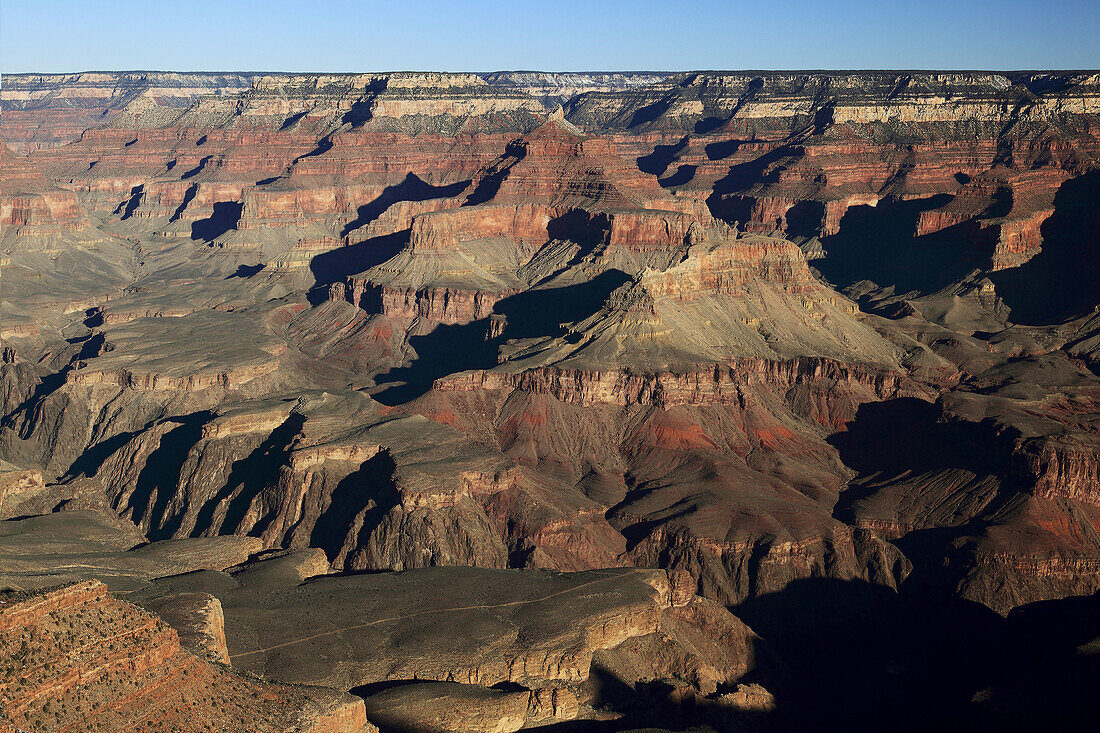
[1,0,1097,73]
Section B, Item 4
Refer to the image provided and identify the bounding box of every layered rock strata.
[0,580,373,732]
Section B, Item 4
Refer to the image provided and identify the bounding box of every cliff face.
[0,144,86,228]
[564,71,1100,291]
[482,71,674,107]
[0,72,255,152]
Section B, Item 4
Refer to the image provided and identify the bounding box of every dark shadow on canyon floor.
[546,209,611,253]
[119,184,144,219]
[989,170,1100,325]
[783,200,826,240]
[828,397,998,482]
[169,183,198,222]
[815,194,995,296]
[341,173,470,238]
[628,97,674,128]
[828,397,1012,598]
[191,201,243,242]
[371,269,631,405]
[707,145,801,207]
[636,135,687,176]
[733,578,1100,733]
[307,230,410,305]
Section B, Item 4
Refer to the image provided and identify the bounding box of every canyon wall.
[2,67,1098,630]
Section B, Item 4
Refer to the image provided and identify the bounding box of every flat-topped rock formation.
[132,559,775,729]
[103,73,545,136]
[0,510,262,593]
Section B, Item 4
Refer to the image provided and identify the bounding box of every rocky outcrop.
[362,682,529,733]
[0,462,48,520]
[416,356,918,606]
[133,560,774,727]
[334,114,705,327]
[60,309,287,393]
[140,592,231,664]
[0,580,373,732]
[120,555,777,730]
[0,509,263,592]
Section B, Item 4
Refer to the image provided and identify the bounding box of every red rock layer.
[0,581,370,732]
[0,144,86,231]
[436,356,923,412]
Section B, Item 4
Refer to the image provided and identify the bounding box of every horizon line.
[4,68,1100,76]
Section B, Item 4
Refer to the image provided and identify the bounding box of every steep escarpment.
[482,71,674,108]
[938,361,1100,613]
[5,69,942,616]
[0,72,256,152]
